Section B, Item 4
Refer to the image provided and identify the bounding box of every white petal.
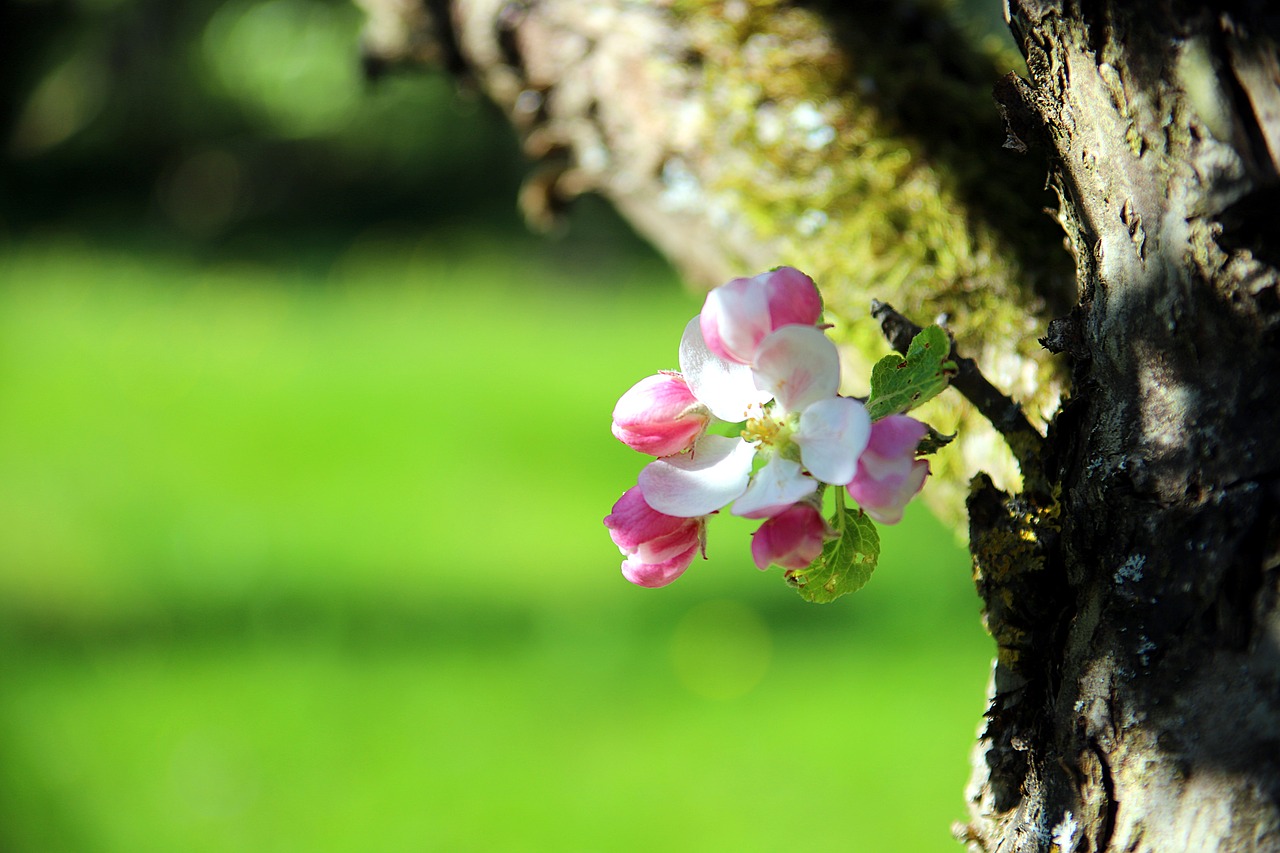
[638,434,756,517]
[731,454,817,519]
[679,317,772,421]
[751,326,840,413]
[794,397,872,485]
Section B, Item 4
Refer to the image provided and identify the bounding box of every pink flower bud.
[605,486,706,588]
[611,372,709,457]
[846,415,931,524]
[750,503,827,571]
[762,266,824,329]
[700,267,823,364]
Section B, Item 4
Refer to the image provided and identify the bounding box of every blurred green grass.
[0,233,991,852]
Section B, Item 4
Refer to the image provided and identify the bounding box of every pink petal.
[865,414,930,457]
[700,268,824,365]
[751,326,840,413]
[750,503,827,571]
[763,267,823,328]
[637,434,756,517]
[604,486,693,551]
[849,455,931,522]
[605,486,706,587]
[679,317,772,421]
[633,524,701,564]
[699,276,771,364]
[793,397,872,485]
[730,454,817,519]
[611,372,708,457]
[622,542,701,588]
[847,418,931,526]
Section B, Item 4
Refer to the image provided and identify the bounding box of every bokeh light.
[202,0,364,139]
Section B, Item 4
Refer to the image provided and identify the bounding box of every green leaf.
[916,425,956,455]
[784,508,880,603]
[865,325,957,421]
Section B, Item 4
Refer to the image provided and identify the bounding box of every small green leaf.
[784,509,880,603]
[865,325,957,421]
[916,425,956,455]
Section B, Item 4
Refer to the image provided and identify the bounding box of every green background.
[0,1,1000,850]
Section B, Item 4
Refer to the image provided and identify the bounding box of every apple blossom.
[611,371,708,457]
[605,485,706,588]
[605,265,948,596]
[846,415,931,524]
[641,318,870,522]
[751,503,828,571]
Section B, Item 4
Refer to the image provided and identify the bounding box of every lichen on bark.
[959,3,1280,850]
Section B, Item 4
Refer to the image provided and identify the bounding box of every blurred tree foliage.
[1,0,1009,259]
[0,0,532,253]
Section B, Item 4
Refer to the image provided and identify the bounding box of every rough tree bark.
[963,3,1280,850]
[356,1,1280,849]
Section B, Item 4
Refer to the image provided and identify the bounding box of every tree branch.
[353,0,1075,525]
[355,2,1280,849]
[870,299,1047,495]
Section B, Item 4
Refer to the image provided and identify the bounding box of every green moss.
[670,0,1067,525]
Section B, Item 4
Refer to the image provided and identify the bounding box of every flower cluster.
[604,267,933,589]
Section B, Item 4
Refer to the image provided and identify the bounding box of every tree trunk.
[963,3,1280,850]
[357,1,1280,848]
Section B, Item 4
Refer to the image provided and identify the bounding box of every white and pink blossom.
[606,265,936,588]
[648,316,870,521]
[700,267,823,364]
[846,415,931,524]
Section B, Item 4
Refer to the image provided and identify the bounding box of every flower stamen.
[742,415,779,445]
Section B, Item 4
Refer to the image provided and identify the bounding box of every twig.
[870,300,1047,493]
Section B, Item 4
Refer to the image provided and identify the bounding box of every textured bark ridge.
[963,3,1280,850]
[355,0,1076,525]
